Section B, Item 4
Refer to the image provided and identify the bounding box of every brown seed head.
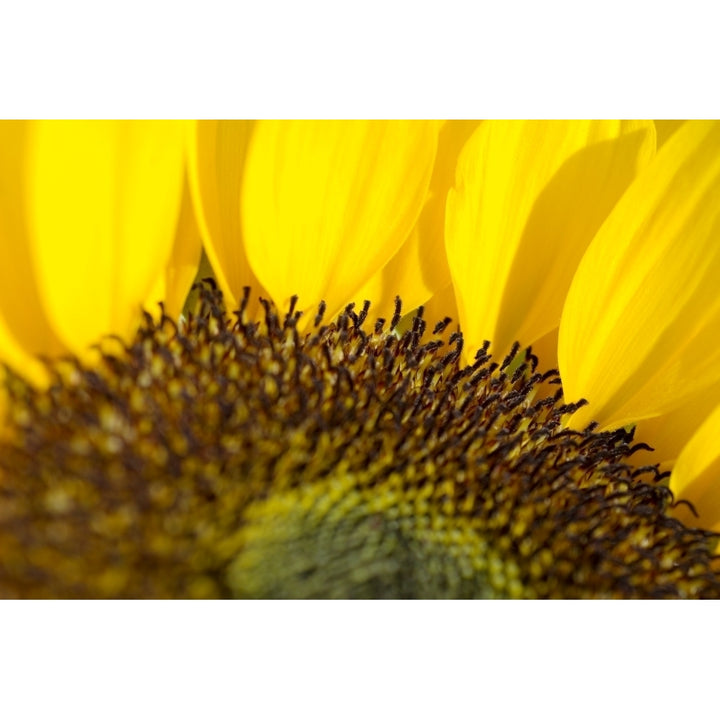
[0,282,718,598]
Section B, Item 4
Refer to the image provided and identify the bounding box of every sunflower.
[1,119,719,598]
[0,120,199,386]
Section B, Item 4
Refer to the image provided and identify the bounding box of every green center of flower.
[0,283,718,599]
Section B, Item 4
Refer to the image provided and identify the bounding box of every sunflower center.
[0,283,718,598]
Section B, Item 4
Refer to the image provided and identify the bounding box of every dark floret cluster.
[1,283,718,598]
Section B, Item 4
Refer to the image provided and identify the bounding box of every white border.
[1,601,717,719]
[1,1,716,117]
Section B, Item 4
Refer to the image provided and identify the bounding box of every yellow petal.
[446,120,655,363]
[146,170,203,321]
[560,121,720,431]
[412,281,461,336]
[0,121,66,384]
[669,402,720,531]
[241,120,438,322]
[632,383,720,469]
[655,120,685,147]
[188,120,268,315]
[26,120,186,358]
[528,327,560,380]
[353,121,480,321]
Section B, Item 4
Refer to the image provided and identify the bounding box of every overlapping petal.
[669,402,720,531]
[445,120,655,363]
[240,120,439,323]
[559,121,720,432]
[352,120,480,321]
[188,120,268,316]
[0,120,187,383]
[655,120,685,147]
[632,385,720,469]
[145,172,204,321]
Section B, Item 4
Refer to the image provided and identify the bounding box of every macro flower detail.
[188,120,265,318]
[352,120,481,321]
[1,119,720,598]
[191,120,440,324]
[559,121,720,437]
[445,120,655,363]
[0,120,190,385]
[670,402,720,532]
[1,284,718,598]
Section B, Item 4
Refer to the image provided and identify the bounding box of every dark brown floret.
[0,282,718,598]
